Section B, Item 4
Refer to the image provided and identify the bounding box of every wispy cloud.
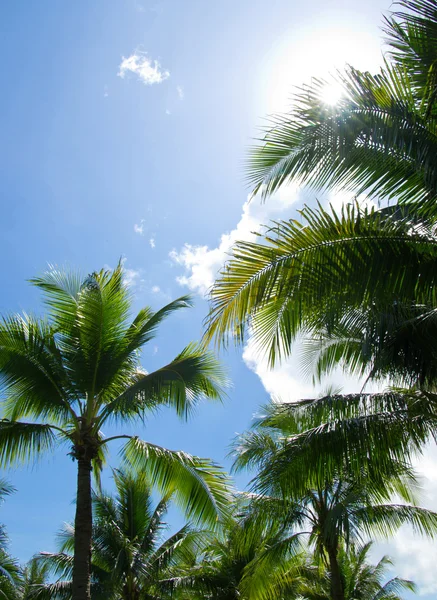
[123,267,142,288]
[134,219,145,235]
[118,51,170,85]
[149,237,156,249]
[177,85,184,100]
[151,285,160,293]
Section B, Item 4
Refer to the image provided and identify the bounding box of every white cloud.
[134,220,145,235]
[242,334,381,403]
[169,183,301,295]
[177,85,184,99]
[123,267,141,288]
[242,337,313,402]
[371,443,437,597]
[151,285,160,293]
[118,51,170,85]
[149,237,156,249]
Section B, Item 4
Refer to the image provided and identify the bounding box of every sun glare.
[260,22,381,113]
[320,82,344,105]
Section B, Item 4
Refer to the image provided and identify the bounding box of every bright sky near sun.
[1,1,435,597]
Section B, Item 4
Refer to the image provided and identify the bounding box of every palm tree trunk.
[72,456,93,600]
[327,546,344,600]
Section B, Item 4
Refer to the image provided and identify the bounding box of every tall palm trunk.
[327,545,344,600]
[72,456,93,600]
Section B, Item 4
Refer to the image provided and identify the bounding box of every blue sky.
[1,0,435,596]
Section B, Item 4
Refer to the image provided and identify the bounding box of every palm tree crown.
[0,264,230,600]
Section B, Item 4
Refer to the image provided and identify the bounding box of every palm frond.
[101,343,228,422]
[206,204,437,367]
[0,421,60,467]
[122,438,231,527]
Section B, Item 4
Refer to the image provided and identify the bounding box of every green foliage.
[0,263,230,518]
[247,1,437,213]
[300,542,416,600]
[33,469,204,600]
[230,397,437,600]
[0,265,230,600]
[206,204,437,381]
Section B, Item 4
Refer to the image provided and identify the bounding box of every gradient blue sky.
[1,1,435,597]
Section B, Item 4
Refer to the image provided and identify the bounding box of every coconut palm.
[0,264,230,600]
[0,480,23,600]
[299,542,416,600]
[33,469,202,600]
[20,559,51,600]
[166,503,306,600]
[232,401,437,600]
[247,0,437,213]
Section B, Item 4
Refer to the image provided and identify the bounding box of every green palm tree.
[20,559,51,600]
[166,504,306,600]
[247,0,437,213]
[232,402,437,600]
[33,469,202,600]
[299,542,416,600]
[0,264,230,600]
[0,480,23,600]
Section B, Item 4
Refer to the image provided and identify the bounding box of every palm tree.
[247,0,437,213]
[0,480,23,600]
[33,468,202,600]
[0,264,230,600]
[232,402,437,600]
[166,503,306,600]
[299,542,416,600]
[20,559,51,600]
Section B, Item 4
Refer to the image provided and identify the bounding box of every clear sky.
[0,0,435,597]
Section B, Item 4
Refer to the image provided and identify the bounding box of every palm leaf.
[0,421,60,467]
[122,438,231,527]
[101,343,228,422]
[206,204,437,366]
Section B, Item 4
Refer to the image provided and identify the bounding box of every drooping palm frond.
[299,302,437,388]
[206,204,437,368]
[0,315,73,423]
[384,0,437,118]
[247,0,437,211]
[122,438,231,527]
[0,421,61,467]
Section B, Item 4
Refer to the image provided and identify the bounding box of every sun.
[320,82,344,105]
